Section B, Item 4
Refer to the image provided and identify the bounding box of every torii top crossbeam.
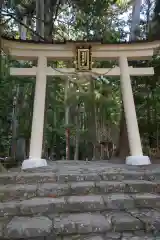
[1,36,160,169]
[2,36,160,60]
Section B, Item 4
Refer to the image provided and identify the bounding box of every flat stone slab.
[37,183,71,197]
[70,182,95,195]
[95,181,126,194]
[62,234,159,240]
[121,236,156,240]
[4,216,53,239]
[0,184,37,201]
[63,235,104,240]
[57,172,102,183]
[103,194,135,210]
[19,197,67,215]
[16,172,57,184]
[110,212,143,231]
[0,201,20,217]
[123,180,157,193]
[131,193,160,208]
[128,209,160,232]
[67,195,105,212]
[54,213,111,235]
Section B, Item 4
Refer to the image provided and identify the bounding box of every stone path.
[0,161,160,239]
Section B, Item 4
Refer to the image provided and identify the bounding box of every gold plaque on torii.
[75,46,92,71]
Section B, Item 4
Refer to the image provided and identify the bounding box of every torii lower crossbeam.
[10,67,154,77]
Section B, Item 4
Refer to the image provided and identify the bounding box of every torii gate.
[1,36,160,169]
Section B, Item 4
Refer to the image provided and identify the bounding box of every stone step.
[58,233,160,240]
[0,180,159,201]
[1,210,160,239]
[47,210,160,236]
[1,169,160,185]
[0,193,160,217]
[0,172,57,185]
[37,180,160,197]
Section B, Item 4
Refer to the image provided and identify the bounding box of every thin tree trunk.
[130,0,142,39]
[74,105,80,160]
[147,82,152,147]
[146,0,151,37]
[44,0,55,40]
[40,0,44,38]
[36,1,41,40]
[116,108,129,160]
[0,0,5,72]
[11,85,19,160]
[11,16,27,160]
[89,78,97,160]
[65,79,70,160]
[12,17,28,162]
[20,16,27,40]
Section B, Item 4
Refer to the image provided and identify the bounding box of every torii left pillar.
[22,56,47,169]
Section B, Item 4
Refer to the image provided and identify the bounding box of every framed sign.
[75,46,92,71]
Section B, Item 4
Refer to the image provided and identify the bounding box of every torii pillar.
[22,56,48,169]
[119,56,150,165]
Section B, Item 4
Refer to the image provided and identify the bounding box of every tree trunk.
[40,0,44,38]
[116,108,129,160]
[0,0,5,11]
[146,0,151,37]
[89,78,97,160]
[0,1,12,172]
[10,85,19,160]
[0,0,5,70]
[44,0,54,40]
[20,16,27,40]
[130,0,142,39]
[12,17,28,163]
[65,79,70,160]
[36,1,41,40]
[74,105,80,160]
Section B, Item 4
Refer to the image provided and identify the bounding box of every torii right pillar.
[119,56,151,165]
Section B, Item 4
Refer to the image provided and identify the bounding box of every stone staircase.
[0,161,160,239]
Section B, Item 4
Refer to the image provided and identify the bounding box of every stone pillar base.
[126,156,151,165]
[22,158,47,170]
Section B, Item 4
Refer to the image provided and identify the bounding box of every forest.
[0,0,160,166]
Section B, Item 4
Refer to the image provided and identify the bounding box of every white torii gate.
[10,65,154,167]
[2,37,160,169]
